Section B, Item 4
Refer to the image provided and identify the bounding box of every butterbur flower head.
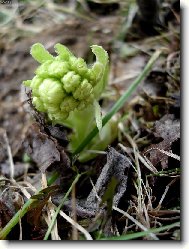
[61,71,81,93]
[23,43,108,124]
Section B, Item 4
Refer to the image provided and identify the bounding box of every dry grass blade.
[0,178,32,200]
[19,218,22,240]
[41,173,60,240]
[18,181,37,193]
[59,209,93,240]
[0,0,180,241]
[43,174,93,240]
[2,130,14,180]
[0,172,60,240]
[118,142,158,174]
[71,184,78,240]
[43,174,81,240]
[145,148,180,161]
[156,177,180,210]
[118,131,160,238]
[44,209,60,240]
[12,181,31,200]
[113,206,159,240]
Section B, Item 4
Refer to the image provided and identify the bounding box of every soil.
[0,0,180,241]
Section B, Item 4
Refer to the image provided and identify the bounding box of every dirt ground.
[0,0,180,240]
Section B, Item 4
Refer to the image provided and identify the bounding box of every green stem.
[43,173,81,240]
[73,50,162,155]
[47,171,60,186]
[0,171,60,240]
[0,198,35,240]
[100,221,180,240]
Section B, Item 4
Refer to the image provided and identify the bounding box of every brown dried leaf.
[45,125,68,147]
[154,114,180,140]
[31,185,59,199]
[24,123,60,173]
[86,147,131,208]
[144,114,180,169]
[27,185,59,227]
[52,147,131,218]
[0,188,24,228]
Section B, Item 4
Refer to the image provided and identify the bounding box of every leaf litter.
[144,114,180,169]
[23,123,61,173]
[52,147,131,218]
[0,0,180,240]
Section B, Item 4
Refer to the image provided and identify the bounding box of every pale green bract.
[24,43,117,162]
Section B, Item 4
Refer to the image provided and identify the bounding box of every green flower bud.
[61,71,81,93]
[23,80,32,87]
[36,61,69,79]
[77,96,94,110]
[91,62,103,82]
[48,61,70,78]
[35,61,52,78]
[23,43,118,164]
[44,103,60,114]
[30,43,54,63]
[54,43,74,61]
[69,57,88,76]
[38,78,66,105]
[48,111,69,124]
[30,76,43,96]
[73,79,93,101]
[24,43,109,125]
[32,97,46,112]
[60,96,79,113]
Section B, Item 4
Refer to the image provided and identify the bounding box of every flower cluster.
[24,43,108,124]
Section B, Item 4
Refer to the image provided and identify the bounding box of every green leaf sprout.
[24,43,117,161]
